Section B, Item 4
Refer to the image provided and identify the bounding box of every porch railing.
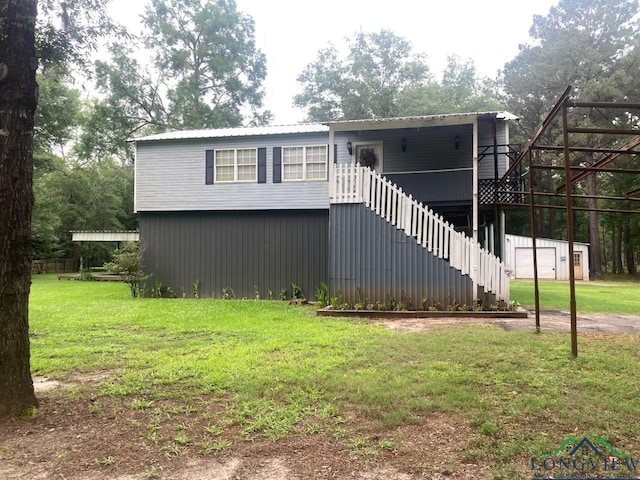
[329,163,510,302]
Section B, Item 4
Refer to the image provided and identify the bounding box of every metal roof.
[326,111,519,126]
[70,230,139,242]
[132,112,517,142]
[133,123,329,142]
[325,111,519,132]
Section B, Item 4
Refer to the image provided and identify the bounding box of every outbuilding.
[504,234,590,281]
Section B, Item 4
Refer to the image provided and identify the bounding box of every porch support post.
[329,127,335,200]
[472,118,479,302]
[500,210,506,260]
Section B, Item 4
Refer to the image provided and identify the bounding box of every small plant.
[279,288,288,301]
[151,279,163,298]
[354,302,365,311]
[379,439,397,451]
[193,279,200,299]
[200,438,231,454]
[253,284,260,300]
[291,282,304,299]
[204,424,223,436]
[127,418,140,430]
[268,289,273,300]
[104,242,148,297]
[506,300,520,311]
[131,399,154,410]
[222,286,235,299]
[166,286,176,298]
[305,423,323,435]
[95,456,118,466]
[400,290,413,310]
[79,267,94,281]
[162,444,182,457]
[385,294,396,311]
[316,282,329,307]
[173,431,191,446]
[394,302,407,311]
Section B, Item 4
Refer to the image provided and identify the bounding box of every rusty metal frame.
[497,86,640,357]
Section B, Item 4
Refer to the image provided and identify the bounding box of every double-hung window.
[215,148,257,182]
[282,145,327,181]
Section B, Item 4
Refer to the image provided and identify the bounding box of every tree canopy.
[294,30,431,121]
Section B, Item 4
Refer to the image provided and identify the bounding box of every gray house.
[134,112,516,306]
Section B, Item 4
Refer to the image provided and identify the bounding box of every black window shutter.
[205,150,214,184]
[273,147,282,183]
[258,147,267,183]
[334,143,338,163]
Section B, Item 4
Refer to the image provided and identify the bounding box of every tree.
[36,0,122,71]
[142,0,269,128]
[0,0,39,417]
[397,55,502,116]
[294,30,430,121]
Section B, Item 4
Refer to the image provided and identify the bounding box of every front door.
[354,142,383,172]
[573,251,584,280]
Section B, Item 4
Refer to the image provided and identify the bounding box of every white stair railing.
[330,164,510,302]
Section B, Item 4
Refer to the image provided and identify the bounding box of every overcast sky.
[108,0,559,124]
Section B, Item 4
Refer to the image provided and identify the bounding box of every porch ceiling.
[326,111,518,132]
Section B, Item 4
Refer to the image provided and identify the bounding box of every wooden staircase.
[329,164,510,303]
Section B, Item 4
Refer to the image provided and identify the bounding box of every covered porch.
[326,112,518,258]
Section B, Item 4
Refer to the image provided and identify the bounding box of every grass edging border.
[317,306,528,319]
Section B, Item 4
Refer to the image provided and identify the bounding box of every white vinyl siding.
[215,148,257,182]
[283,145,327,181]
[504,234,590,281]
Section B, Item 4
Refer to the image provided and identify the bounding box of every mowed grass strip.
[29,275,640,478]
[511,278,640,314]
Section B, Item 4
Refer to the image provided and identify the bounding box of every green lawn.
[27,275,640,478]
[510,279,640,314]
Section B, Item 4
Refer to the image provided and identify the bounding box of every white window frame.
[214,148,257,183]
[282,145,328,182]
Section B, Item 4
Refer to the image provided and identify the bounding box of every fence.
[32,258,78,274]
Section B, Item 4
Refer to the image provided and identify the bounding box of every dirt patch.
[0,383,490,480]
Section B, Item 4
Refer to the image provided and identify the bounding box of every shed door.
[515,247,556,279]
[573,251,584,280]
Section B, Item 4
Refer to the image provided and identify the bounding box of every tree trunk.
[623,219,637,275]
[0,0,39,417]
[585,152,603,279]
[613,218,624,273]
[613,220,623,274]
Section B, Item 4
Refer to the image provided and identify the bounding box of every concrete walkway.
[495,310,640,334]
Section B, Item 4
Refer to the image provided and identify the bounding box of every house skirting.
[329,203,476,308]
[139,210,328,299]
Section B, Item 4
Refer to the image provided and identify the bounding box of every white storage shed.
[504,234,590,281]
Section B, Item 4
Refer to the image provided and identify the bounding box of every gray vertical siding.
[329,204,475,307]
[140,210,328,299]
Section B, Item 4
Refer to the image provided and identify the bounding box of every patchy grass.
[25,275,640,478]
[511,279,640,314]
